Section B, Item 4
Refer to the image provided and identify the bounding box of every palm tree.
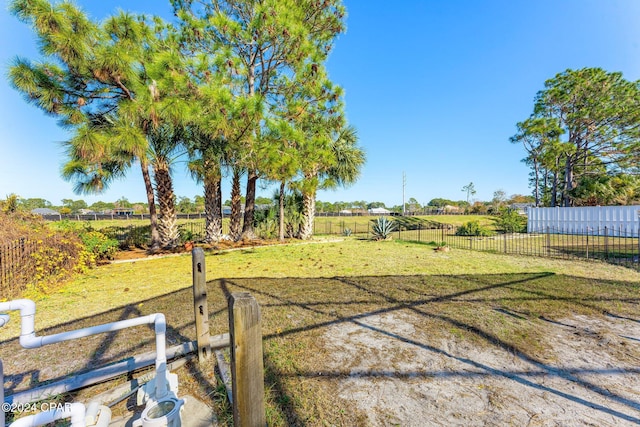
[147,124,184,249]
[187,129,226,243]
[9,4,180,252]
[299,125,365,239]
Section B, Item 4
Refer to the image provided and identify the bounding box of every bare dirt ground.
[323,310,640,426]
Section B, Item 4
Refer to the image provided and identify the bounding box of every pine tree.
[172,0,347,239]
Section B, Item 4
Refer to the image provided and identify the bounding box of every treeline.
[5,192,534,216]
[511,68,640,207]
[9,0,363,250]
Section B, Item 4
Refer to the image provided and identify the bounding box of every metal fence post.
[585,229,589,260]
[605,226,609,259]
[637,227,640,269]
[546,226,551,257]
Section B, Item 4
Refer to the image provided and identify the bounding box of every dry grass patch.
[1,239,640,425]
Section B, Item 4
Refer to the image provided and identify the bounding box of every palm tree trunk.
[204,167,223,242]
[154,163,179,249]
[141,159,161,252]
[241,170,258,240]
[299,189,316,240]
[229,167,242,240]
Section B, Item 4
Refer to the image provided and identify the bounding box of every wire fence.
[0,236,81,299]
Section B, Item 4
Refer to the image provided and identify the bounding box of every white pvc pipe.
[9,402,85,427]
[85,401,112,427]
[1,360,4,427]
[0,300,168,400]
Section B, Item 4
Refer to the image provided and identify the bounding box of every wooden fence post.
[228,292,266,427]
[192,247,211,362]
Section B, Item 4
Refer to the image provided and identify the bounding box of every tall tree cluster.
[9,0,364,247]
[512,68,640,207]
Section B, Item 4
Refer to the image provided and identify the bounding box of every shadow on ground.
[1,272,640,425]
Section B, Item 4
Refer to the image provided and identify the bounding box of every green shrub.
[178,226,195,244]
[455,220,493,237]
[256,217,278,239]
[101,225,150,248]
[0,211,90,298]
[80,230,119,262]
[371,217,397,240]
[492,208,527,233]
[343,228,352,237]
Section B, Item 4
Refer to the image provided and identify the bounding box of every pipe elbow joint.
[19,335,41,349]
[153,313,166,334]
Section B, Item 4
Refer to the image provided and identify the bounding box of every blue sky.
[1,1,639,207]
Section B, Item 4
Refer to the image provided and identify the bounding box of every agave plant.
[371,217,397,240]
[343,228,353,237]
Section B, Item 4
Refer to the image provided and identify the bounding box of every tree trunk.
[229,167,243,240]
[299,189,316,240]
[563,155,575,207]
[204,165,223,243]
[241,170,258,240]
[278,181,285,242]
[551,157,559,207]
[141,159,161,252]
[154,162,179,249]
[533,161,540,207]
[542,168,548,207]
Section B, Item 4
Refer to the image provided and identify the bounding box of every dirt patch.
[323,311,640,426]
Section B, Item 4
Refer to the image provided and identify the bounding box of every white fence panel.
[528,206,640,236]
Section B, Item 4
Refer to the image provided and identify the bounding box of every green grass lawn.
[1,238,639,425]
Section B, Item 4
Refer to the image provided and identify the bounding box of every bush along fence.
[314,218,640,270]
[0,235,83,299]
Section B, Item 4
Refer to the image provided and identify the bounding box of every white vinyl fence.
[528,206,640,236]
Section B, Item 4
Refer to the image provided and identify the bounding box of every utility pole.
[402,172,406,216]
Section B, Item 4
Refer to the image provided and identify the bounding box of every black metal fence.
[39,213,207,222]
[102,221,226,247]
[314,219,640,270]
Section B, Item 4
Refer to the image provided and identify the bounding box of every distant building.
[31,208,59,215]
[113,207,134,216]
[368,207,391,215]
[510,203,534,215]
[339,209,352,215]
[222,205,246,216]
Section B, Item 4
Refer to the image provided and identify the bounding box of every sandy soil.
[323,311,640,426]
